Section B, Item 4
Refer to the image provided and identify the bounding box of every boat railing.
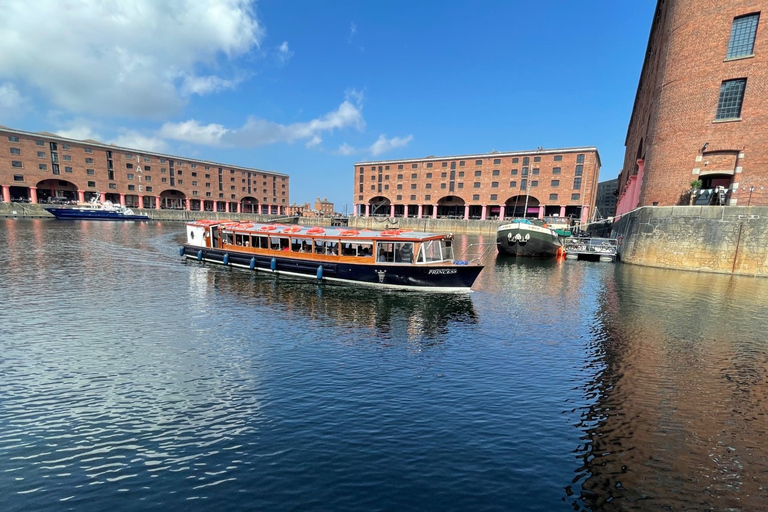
[563,237,618,255]
[460,243,496,264]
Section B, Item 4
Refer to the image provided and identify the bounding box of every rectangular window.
[458,182,464,188]
[426,183,431,189]
[65,166,73,173]
[12,161,22,167]
[85,158,94,164]
[531,180,538,187]
[493,158,501,165]
[459,161,465,166]
[532,168,540,175]
[716,78,747,119]
[146,186,153,192]
[509,180,517,188]
[475,160,482,165]
[573,177,582,189]
[473,182,481,188]
[426,163,433,168]
[87,181,96,187]
[84,147,93,153]
[440,183,446,189]
[521,179,527,190]
[549,193,558,201]
[8,136,19,142]
[86,169,95,175]
[492,169,500,176]
[411,173,417,179]
[571,193,581,200]
[38,163,47,170]
[127,174,134,180]
[411,184,416,189]
[13,174,23,181]
[576,154,585,163]
[458,171,464,177]
[575,165,583,176]
[63,155,71,161]
[727,14,759,59]
[533,156,541,162]
[37,151,46,158]
[412,164,417,169]
[490,194,497,200]
[126,163,133,169]
[36,140,44,146]
[425,194,431,201]
[442,162,447,168]
[410,194,416,200]
[426,173,432,179]
[398,164,403,170]
[10,147,20,154]
[553,155,562,161]
[128,185,135,191]
[551,179,560,187]
[552,167,561,174]
[475,170,482,176]
[491,182,499,188]
[62,144,70,150]
[512,157,519,163]
[108,183,117,189]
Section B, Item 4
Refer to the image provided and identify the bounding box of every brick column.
[481,205,487,220]
[499,206,505,220]
[119,193,126,207]
[464,205,469,220]
[432,204,438,219]
[417,204,423,218]
[1,185,10,203]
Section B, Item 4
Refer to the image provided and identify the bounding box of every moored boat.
[44,200,149,221]
[496,218,563,257]
[563,237,618,262]
[180,220,484,292]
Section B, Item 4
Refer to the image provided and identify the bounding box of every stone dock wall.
[614,206,768,277]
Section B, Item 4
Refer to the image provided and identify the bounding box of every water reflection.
[184,262,478,347]
[575,265,768,511]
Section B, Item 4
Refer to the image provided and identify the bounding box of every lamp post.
[748,185,755,206]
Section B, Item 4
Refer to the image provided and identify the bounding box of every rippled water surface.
[2,219,768,511]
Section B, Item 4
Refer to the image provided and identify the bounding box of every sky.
[0,0,656,212]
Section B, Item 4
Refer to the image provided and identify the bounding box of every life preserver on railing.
[340,229,360,236]
[258,225,277,231]
[284,226,302,233]
[381,229,402,236]
[307,227,325,234]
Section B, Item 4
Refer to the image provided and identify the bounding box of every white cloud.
[277,41,294,64]
[336,143,355,156]
[349,22,357,42]
[0,0,263,118]
[306,135,322,148]
[160,97,365,148]
[55,125,104,142]
[370,134,414,156]
[110,131,170,153]
[0,82,27,119]
[158,120,229,146]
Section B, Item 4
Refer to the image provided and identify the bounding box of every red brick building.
[354,147,600,224]
[617,0,768,214]
[0,126,289,214]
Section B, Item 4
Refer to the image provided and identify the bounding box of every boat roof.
[187,220,448,241]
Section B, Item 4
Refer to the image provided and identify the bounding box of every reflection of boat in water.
[44,199,149,221]
[195,267,478,341]
[181,220,484,291]
[496,219,563,257]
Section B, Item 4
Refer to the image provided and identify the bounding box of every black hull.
[181,246,483,291]
[496,228,561,257]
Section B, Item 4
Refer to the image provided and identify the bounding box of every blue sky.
[0,0,655,211]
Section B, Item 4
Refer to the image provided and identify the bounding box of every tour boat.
[496,218,563,257]
[179,220,484,291]
[44,200,149,221]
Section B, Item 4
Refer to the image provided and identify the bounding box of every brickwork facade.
[619,0,768,210]
[0,126,289,214]
[354,147,601,224]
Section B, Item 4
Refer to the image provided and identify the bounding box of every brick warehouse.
[353,147,600,225]
[617,0,768,215]
[0,126,289,214]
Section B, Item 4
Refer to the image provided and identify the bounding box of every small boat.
[44,200,149,221]
[179,220,484,292]
[496,218,563,257]
[563,237,618,262]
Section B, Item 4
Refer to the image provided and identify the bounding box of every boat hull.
[496,222,562,257]
[181,246,483,292]
[44,207,149,221]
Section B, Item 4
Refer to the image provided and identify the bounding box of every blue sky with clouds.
[0,0,655,211]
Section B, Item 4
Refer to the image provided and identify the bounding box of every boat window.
[341,241,373,257]
[376,242,396,263]
[394,242,414,263]
[291,238,302,252]
[221,232,232,245]
[420,240,443,262]
[270,236,281,250]
[256,235,269,249]
[441,239,454,261]
[300,240,313,253]
[314,239,324,254]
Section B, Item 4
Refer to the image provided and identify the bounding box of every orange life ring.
[307,227,325,234]
[381,229,402,236]
[283,226,302,233]
[258,225,277,231]
[340,229,360,236]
